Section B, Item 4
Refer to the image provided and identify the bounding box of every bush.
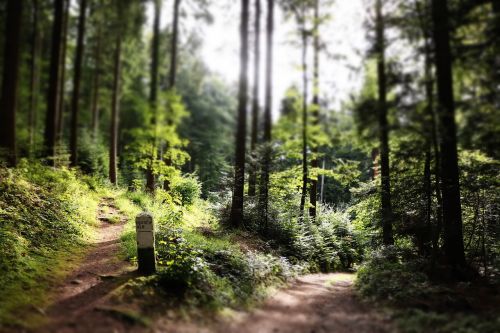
[171,175,202,206]
[355,246,432,304]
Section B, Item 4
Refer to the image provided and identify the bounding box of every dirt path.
[155,273,395,333]
[38,198,138,333]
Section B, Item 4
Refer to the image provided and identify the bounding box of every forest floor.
[36,198,141,333]
[156,273,395,333]
[27,199,395,333]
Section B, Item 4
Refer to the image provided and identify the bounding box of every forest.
[0,0,498,332]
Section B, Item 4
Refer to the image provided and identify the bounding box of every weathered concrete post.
[136,212,156,275]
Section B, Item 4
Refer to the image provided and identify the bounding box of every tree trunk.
[146,0,161,193]
[91,26,102,141]
[56,0,70,146]
[309,0,320,219]
[0,0,23,167]
[29,0,40,157]
[163,0,181,191]
[70,0,88,166]
[109,35,122,185]
[248,0,261,197]
[258,0,274,230]
[230,0,250,227]
[432,0,466,268]
[44,0,65,165]
[169,0,181,90]
[299,16,309,216]
[376,0,394,245]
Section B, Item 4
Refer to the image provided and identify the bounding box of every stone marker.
[136,212,156,274]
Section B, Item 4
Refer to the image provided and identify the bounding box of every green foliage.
[356,246,433,304]
[171,175,202,206]
[0,161,103,325]
[396,310,500,333]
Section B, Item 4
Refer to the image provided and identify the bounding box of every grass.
[0,161,105,327]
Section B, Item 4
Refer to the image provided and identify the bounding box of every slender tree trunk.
[163,0,181,191]
[248,0,261,197]
[258,0,274,229]
[299,17,309,216]
[376,0,394,245]
[309,0,320,219]
[29,0,40,156]
[109,35,122,185]
[70,0,88,166]
[44,0,65,165]
[432,0,466,268]
[319,158,325,204]
[230,0,250,227]
[146,0,161,193]
[56,0,70,146]
[169,0,181,90]
[91,26,102,140]
[422,147,432,256]
[418,0,444,261]
[0,0,23,167]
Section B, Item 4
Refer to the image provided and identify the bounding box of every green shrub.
[355,246,436,304]
[171,175,202,206]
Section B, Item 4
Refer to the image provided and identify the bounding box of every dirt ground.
[154,273,395,333]
[29,200,395,333]
[36,198,140,333]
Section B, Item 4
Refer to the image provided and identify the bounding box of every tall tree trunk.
[258,0,274,229]
[163,0,181,191]
[230,0,250,227]
[109,35,122,185]
[376,0,394,245]
[146,0,161,193]
[309,0,320,219]
[169,0,181,90]
[70,0,88,166]
[29,0,40,157]
[422,147,432,256]
[248,0,261,197]
[44,0,65,165]
[56,0,70,146]
[91,26,102,141]
[432,0,466,268]
[0,0,23,167]
[299,15,309,216]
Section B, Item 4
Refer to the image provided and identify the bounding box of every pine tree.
[230,0,250,227]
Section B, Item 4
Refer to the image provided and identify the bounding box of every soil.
[29,200,395,333]
[35,198,140,333]
[155,273,395,333]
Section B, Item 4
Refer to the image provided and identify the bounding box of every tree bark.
[230,0,250,227]
[0,0,23,167]
[258,0,274,229]
[91,25,102,141]
[376,0,394,245]
[109,35,122,185]
[56,0,70,145]
[70,0,88,166]
[44,0,65,165]
[169,0,181,90]
[248,0,261,197]
[432,0,466,268]
[29,0,40,157]
[146,0,161,193]
[163,0,181,191]
[309,0,320,219]
[299,12,309,216]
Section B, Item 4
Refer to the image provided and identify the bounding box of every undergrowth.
[355,246,500,333]
[0,160,108,326]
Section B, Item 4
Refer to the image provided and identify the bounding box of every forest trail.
[157,273,396,333]
[37,198,138,333]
